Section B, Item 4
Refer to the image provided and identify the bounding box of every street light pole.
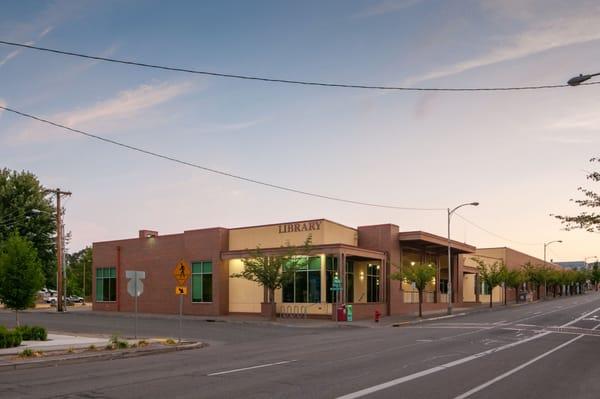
[543,240,562,299]
[447,202,479,315]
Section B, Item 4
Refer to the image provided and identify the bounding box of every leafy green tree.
[503,268,525,304]
[553,157,600,232]
[0,234,44,326]
[546,269,562,297]
[391,262,436,317]
[472,258,505,308]
[522,262,544,299]
[66,247,92,298]
[0,168,56,288]
[590,263,600,291]
[231,237,313,319]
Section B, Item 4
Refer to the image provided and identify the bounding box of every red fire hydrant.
[374,309,381,323]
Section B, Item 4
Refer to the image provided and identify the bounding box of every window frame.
[95,267,116,302]
[191,260,213,303]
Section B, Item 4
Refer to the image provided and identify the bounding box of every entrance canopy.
[398,231,475,254]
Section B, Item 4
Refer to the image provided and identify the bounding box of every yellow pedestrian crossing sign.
[173,259,191,285]
[175,286,188,295]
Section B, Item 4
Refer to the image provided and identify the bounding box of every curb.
[0,341,204,372]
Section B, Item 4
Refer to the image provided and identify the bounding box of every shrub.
[15,325,47,341]
[0,327,22,348]
[19,348,34,357]
[108,334,129,349]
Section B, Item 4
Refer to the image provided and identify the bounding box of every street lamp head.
[558,240,563,243]
[470,202,480,206]
[568,74,592,86]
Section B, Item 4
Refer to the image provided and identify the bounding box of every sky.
[1,0,599,262]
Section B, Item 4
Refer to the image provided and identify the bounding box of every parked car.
[67,295,84,303]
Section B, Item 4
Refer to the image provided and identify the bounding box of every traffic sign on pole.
[125,270,145,339]
[172,259,191,285]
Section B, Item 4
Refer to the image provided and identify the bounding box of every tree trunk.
[515,287,519,304]
[15,310,19,327]
[489,290,493,308]
[504,285,507,306]
[418,290,423,318]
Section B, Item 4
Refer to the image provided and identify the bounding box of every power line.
[2,40,600,92]
[0,105,444,211]
[455,212,543,246]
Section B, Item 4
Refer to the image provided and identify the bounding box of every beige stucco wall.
[463,274,476,302]
[479,286,504,304]
[228,259,263,313]
[228,219,356,250]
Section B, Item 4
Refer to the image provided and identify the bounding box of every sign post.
[125,270,145,339]
[172,260,191,343]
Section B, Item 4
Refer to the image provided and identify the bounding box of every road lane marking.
[207,360,297,376]
[336,306,600,399]
[454,322,600,398]
[453,335,584,399]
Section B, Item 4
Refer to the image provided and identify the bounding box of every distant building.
[556,261,587,270]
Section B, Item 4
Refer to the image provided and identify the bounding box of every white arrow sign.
[126,270,145,297]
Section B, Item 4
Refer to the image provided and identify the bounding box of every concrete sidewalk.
[0,334,108,355]
[13,300,540,329]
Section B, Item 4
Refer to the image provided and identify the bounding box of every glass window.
[440,279,448,294]
[481,281,491,295]
[95,267,116,302]
[367,263,381,303]
[192,261,213,302]
[346,260,354,303]
[326,256,338,303]
[283,256,322,303]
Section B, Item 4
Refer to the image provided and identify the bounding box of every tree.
[590,263,600,291]
[0,168,56,288]
[391,262,436,317]
[503,268,525,304]
[553,157,600,232]
[231,237,313,320]
[0,234,44,326]
[66,247,93,298]
[472,258,505,308]
[522,262,543,300]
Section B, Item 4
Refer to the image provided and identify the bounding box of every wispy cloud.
[6,80,197,145]
[546,110,600,131]
[0,26,53,67]
[353,0,422,18]
[403,9,600,85]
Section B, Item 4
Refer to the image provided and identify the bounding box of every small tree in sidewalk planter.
[391,262,436,318]
[522,262,543,300]
[502,267,525,304]
[472,258,505,308]
[0,234,44,326]
[231,236,313,320]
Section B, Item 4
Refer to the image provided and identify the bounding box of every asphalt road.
[2,293,600,398]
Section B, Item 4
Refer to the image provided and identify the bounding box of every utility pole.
[45,188,72,312]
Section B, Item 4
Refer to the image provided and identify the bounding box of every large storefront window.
[326,256,338,303]
[192,261,212,302]
[283,256,321,303]
[95,267,116,302]
[346,260,354,303]
[367,263,380,302]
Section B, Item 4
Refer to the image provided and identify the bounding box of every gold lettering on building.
[278,220,322,234]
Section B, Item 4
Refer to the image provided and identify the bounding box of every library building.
[92,218,550,320]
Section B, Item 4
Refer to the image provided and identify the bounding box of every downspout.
[117,245,121,311]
